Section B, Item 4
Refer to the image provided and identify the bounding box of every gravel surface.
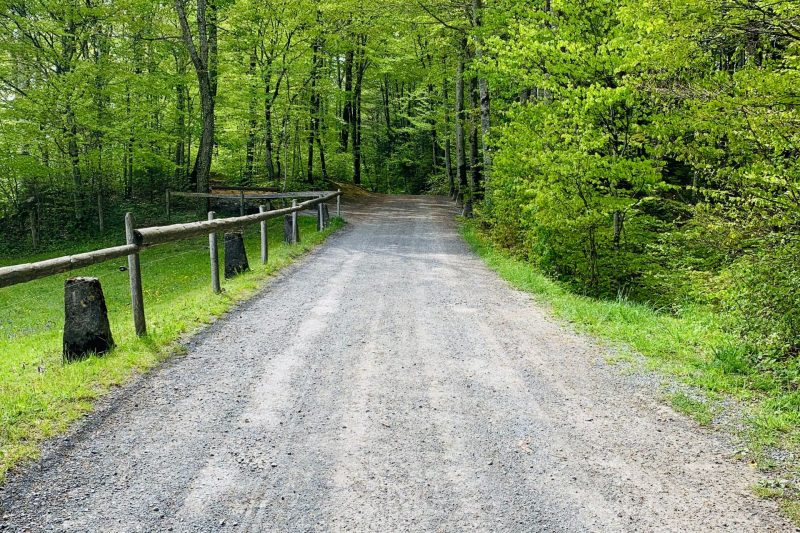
[1,194,795,532]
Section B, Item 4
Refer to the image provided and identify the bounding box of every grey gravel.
[0,194,795,532]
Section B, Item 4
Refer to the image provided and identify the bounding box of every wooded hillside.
[1,0,799,366]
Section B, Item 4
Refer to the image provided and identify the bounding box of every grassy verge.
[461,222,799,522]
[0,215,342,481]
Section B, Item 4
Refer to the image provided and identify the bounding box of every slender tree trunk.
[307,23,322,183]
[352,35,368,186]
[381,74,392,154]
[175,0,217,199]
[473,0,492,177]
[317,135,328,180]
[185,91,193,185]
[264,67,276,180]
[469,75,482,203]
[463,75,480,217]
[443,76,454,198]
[354,82,362,184]
[175,66,186,184]
[307,118,315,183]
[455,40,467,207]
[59,16,82,220]
[340,49,353,152]
[428,83,438,171]
[244,49,258,185]
[66,107,82,220]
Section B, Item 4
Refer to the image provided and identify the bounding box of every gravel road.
[1,194,795,532]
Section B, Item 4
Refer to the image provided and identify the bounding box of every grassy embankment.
[0,215,342,481]
[461,222,799,522]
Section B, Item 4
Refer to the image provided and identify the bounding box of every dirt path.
[1,195,794,532]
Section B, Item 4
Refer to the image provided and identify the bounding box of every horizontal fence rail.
[141,193,336,247]
[168,191,337,200]
[0,244,139,288]
[165,189,337,220]
[0,190,342,292]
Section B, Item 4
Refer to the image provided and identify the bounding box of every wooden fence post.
[291,199,298,244]
[239,191,246,216]
[259,205,268,265]
[208,211,221,294]
[166,189,171,222]
[317,203,324,231]
[125,213,146,337]
[337,189,341,218]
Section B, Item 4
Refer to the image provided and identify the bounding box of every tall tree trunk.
[352,34,368,186]
[307,117,315,183]
[175,0,217,199]
[340,49,353,152]
[428,83,438,171]
[455,39,467,207]
[174,59,186,185]
[473,0,491,177]
[307,19,322,183]
[317,135,328,180]
[66,107,82,219]
[185,90,193,186]
[244,49,258,186]
[466,75,480,217]
[443,76,454,198]
[381,74,392,154]
[307,61,317,183]
[124,81,134,199]
[59,15,82,220]
[264,67,276,180]
[354,81,362,184]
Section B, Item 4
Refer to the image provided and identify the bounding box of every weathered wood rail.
[166,189,338,219]
[0,190,343,337]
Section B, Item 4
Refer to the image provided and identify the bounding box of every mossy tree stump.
[224,232,250,279]
[284,215,300,244]
[63,277,115,362]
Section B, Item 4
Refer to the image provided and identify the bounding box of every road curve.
[0,194,794,532]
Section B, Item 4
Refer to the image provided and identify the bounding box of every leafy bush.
[720,239,800,360]
[327,152,354,183]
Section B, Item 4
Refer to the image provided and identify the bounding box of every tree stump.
[63,277,115,362]
[224,232,250,279]
[284,215,301,244]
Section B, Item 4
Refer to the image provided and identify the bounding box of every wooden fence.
[0,190,343,337]
[166,189,338,219]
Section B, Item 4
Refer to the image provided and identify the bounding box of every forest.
[0,0,799,372]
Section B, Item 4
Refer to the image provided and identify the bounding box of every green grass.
[0,215,342,481]
[461,222,800,519]
[669,391,715,426]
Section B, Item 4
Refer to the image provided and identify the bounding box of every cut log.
[63,277,115,362]
[284,215,301,244]
[224,232,250,279]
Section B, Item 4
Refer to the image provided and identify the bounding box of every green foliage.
[721,239,800,363]
[480,0,800,363]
